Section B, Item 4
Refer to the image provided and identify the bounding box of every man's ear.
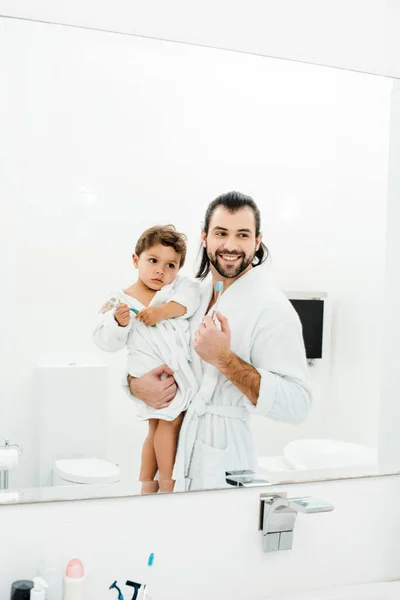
[255,233,263,251]
[201,230,207,248]
[132,253,139,268]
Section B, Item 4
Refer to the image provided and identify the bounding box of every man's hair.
[196,191,269,279]
[135,225,187,268]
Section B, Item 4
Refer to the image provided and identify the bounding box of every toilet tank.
[34,363,108,487]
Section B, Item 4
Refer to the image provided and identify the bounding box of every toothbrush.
[129,307,156,328]
[142,553,155,600]
[212,281,224,316]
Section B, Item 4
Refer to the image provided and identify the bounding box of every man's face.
[202,206,262,279]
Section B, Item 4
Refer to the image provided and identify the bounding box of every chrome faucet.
[225,469,271,487]
[259,493,334,552]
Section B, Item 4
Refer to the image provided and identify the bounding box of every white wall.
[1,476,400,600]
[0,17,391,488]
[0,0,400,78]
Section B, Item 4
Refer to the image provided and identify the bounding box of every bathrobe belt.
[193,400,249,420]
[181,398,250,482]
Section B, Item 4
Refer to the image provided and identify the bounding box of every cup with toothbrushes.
[142,552,154,600]
[108,554,155,600]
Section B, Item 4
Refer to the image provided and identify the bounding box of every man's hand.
[128,364,177,409]
[194,312,232,368]
[136,305,166,326]
[195,312,261,404]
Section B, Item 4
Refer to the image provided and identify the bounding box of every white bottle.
[37,556,62,600]
[30,577,48,600]
[62,559,84,600]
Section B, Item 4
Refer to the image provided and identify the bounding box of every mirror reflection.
[0,17,393,500]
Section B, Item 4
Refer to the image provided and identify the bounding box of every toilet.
[52,458,121,486]
[35,363,121,488]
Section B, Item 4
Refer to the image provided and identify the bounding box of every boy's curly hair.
[135,225,187,267]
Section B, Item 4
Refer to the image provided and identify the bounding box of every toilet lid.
[54,458,121,484]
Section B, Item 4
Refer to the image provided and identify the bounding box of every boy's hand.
[136,305,165,326]
[114,303,131,327]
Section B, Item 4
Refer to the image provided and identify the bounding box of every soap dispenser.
[30,578,48,600]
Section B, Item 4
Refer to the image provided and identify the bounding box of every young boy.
[93,225,199,494]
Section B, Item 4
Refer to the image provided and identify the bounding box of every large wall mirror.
[0,15,398,504]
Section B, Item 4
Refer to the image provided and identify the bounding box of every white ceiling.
[0,0,399,79]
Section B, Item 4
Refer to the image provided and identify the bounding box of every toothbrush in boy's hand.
[130,307,157,327]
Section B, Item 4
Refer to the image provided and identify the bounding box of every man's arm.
[195,311,312,425]
[216,350,260,405]
[217,344,311,425]
[248,314,312,424]
[194,314,260,404]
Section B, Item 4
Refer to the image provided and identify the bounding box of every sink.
[283,439,377,470]
[271,581,400,600]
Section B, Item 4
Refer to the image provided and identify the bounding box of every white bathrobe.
[92,275,200,421]
[173,265,312,491]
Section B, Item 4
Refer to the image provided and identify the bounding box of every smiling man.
[129,191,312,491]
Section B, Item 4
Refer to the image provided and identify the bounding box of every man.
[129,191,312,490]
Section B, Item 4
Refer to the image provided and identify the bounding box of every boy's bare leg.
[154,413,184,493]
[140,419,159,494]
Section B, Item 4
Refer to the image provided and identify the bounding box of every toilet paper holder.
[0,439,23,491]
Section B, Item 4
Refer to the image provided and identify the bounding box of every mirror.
[0,16,396,503]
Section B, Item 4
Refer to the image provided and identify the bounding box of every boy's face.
[133,244,181,291]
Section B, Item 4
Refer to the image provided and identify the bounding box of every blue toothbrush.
[213,281,224,314]
[143,553,155,600]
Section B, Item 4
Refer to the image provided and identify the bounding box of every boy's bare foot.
[158,479,175,493]
[141,480,159,494]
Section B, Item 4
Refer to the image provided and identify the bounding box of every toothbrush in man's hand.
[212,281,224,320]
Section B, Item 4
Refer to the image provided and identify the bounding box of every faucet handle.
[225,470,270,487]
[288,496,334,513]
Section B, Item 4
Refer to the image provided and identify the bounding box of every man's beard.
[207,248,256,279]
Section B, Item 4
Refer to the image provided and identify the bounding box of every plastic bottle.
[30,578,48,600]
[10,580,34,600]
[36,555,62,600]
[62,559,85,600]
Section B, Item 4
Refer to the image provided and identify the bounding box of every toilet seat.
[54,458,121,484]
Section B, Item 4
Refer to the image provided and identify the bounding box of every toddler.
[93,225,199,493]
